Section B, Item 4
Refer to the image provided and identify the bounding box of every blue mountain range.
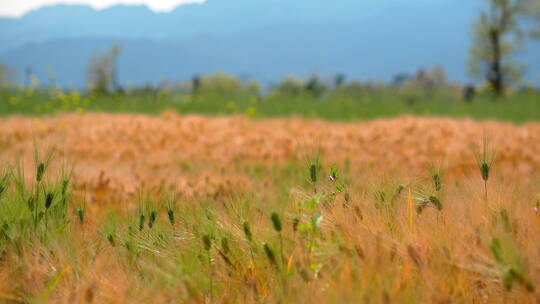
[0,0,538,87]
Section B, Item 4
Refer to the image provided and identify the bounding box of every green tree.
[86,44,122,94]
[468,0,535,96]
[0,63,17,89]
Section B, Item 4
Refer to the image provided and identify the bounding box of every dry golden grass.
[0,113,539,303]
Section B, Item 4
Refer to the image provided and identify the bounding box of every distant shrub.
[341,80,371,97]
[199,73,242,95]
[334,73,346,89]
[274,76,305,96]
[463,84,476,102]
[0,63,17,89]
[304,74,326,97]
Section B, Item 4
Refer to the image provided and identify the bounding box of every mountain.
[0,0,539,87]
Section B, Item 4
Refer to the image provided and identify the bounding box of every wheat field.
[0,113,539,303]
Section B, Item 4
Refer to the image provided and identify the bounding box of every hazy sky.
[0,0,205,17]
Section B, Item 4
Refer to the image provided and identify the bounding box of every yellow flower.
[244,107,257,118]
[8,96,19,105]
[226,101,237,110]
[25,88,34,97]
[70,91,80,104]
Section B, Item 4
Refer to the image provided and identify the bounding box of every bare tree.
[86,44,122,94]
[468,0,535,96]
[532,0,540,38]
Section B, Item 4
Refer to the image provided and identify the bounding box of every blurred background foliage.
[1,65,539,122]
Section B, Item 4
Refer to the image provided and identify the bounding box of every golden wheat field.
[1,113,540,303]
[2,112,540,200]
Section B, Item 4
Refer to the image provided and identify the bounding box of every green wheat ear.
[27,196,35,212]
[429,163,444,192]
[107,234,115,247]
[33,145,54,183]
[221,238,230,255]
[77,208,85,224]
[163,190,177,226]
[139,214,145,231]
[263,243,277,265]
[308,147,321,184]
[480,162,490,183]
[310,164,317,183]
[148,210,157,229]
[433,173,442,191]
[473,136,497,200]
[36,163,45,182]
[271,212,282,232]
[475,137,497,170]
[0,170,10,199]
[490,237,534,292]
[167,208,175,226]
[45,191,55,209]
[202,234,212,251]
[243,221,252,241]
[429,196,442,210]
[499,209,512,233]
[292,217,300,232]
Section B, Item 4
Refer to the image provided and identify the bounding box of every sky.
[0,0,205,17]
